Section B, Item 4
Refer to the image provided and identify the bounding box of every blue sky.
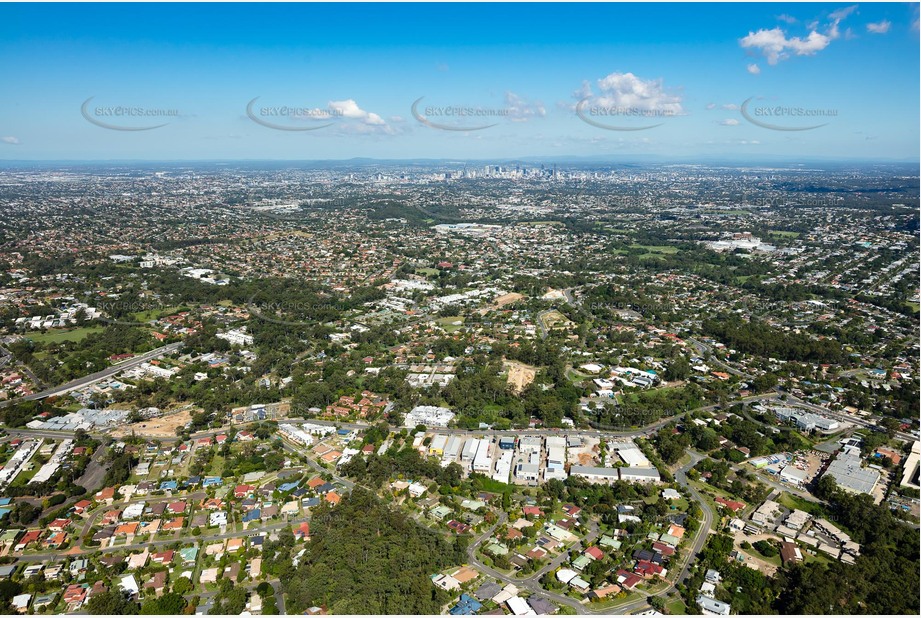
[1,2,918,161]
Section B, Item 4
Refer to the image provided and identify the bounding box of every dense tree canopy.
[283,487,462,614]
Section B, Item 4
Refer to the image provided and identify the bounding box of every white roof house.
[697,595,730,615]
[506,596,534,616]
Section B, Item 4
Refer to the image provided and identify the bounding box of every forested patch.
[283,487,463,614]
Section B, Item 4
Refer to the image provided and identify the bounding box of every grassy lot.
[747,546,782,567]
[207,454,225,477]
[630,244,679,253]
[520,221,564,226]
[10,463,39,487]
[776,493,826,517]
[470,474,514,495]
[630,244,680,261]
[665,598,688,614]
[700,209,751,215]
[803,549,833,566]
[768,230,801,238]
[690,480,734,519]
[25,326,104,344]
[642,495,689,512]
[905,302,920,313]
[415,268,438,277]
[589,591,645,611]
[131,305,185,321]
[435,316,465,333]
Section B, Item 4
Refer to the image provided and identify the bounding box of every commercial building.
[515,452,540,483]
[429,434,449,457]
[472,440,493,473]
[405,405,455,428]
[493,450,513,484]
[443,436,463,462]
[518,436,542,454]
[278,424,314,446]
[216,328,254,347]
[751,499,781,526]
[823,450,880,495]
[901,441,920,489]
[618,466,661,484]
[779,464,808,487]
[544,436,567,481]
[461,439,480,463]
[772,406,839,432]
[611,442,651,467]
[570,465,661,485]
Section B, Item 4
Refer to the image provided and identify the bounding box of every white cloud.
[829,5,859,23]
[722,103,739,110]
[574,71,683,115]
[866,20,891,34]
[741,7,856,66]
[328,99,386,126]
[503,91,546,122]
[1,136,20,145]
[705,102,717,110]
[747,63,761,74]
[719,119,740,126]
[740,27,832,64]
[828,5,858,40]
[777,14,798,24]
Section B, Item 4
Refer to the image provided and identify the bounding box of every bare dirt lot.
[112,409,193,438]
[540,309,574,330]
[493,292,525,308]
[504,360,537,394]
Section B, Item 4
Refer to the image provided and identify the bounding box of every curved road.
[464,509,591,615]
[586,451,714,615]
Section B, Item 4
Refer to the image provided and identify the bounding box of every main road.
[591,450,714,615]
[0,342,183,407]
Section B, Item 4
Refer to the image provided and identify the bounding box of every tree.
[282,487,455,614]
[664,356,690,381]
[141,592,187,615]
[814,474,838,501]
[0,580,23,612]
[171,577,193,595]
[85,590,139,615]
